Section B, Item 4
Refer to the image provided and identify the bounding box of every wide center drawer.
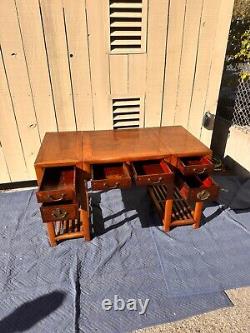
[40,203,78,222]
[36,166,76,203]
[131,159,174,186]
[175,173,219,202]
[91,163,131,191]
[176,156,214,176]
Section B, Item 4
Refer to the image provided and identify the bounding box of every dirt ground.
[135,287,250,333]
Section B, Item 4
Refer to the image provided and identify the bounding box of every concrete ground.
[135,287,250,333]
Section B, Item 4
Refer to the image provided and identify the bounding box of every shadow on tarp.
[0,291,65,333]
[91,186,162,236]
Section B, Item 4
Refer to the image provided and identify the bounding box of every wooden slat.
[111,30,142,37]
[86,0,112,129]
[0,0,41,179]
[111,39,142,46]
[110,21,142,28]
[113,99,140,107]
[200,0,234,145]
[113,106,141,114]
[113,120,139,127]
[188,0,220,138]
[174,0,203,127]
[161,0,186,126]
[110,55,128,95]
[110,12,142,18]
[0,146,10,183]
[110,2,143,9]
[40,0,76,131]
[63,0,94,130]
[0,50,28,181]
[145,0,169,127]
[15,0,57,139]
[113,113,140,120]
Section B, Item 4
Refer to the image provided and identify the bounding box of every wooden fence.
[0,0,234,183]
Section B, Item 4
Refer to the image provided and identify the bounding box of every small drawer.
[131,159,174,186]
[176,156,214,176]
[40,203,78,222]
[36,166,76,203]
[91,163,131,191]
[176,174,219,202]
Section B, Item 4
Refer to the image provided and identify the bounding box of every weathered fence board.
[0,0,234,182]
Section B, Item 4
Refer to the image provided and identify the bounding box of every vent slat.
[110,21,142,28]
[110,30,141,37]
[113,113,140,120]
[110,12,142,18]
[113,120,140,128]
[113,107,141,114]
[113,99,140,107]
[111,39,141,46]
[110,3,143,9]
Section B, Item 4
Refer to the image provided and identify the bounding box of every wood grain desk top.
[35,126,211,167]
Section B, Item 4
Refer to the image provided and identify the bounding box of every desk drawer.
[36,166,76,203]
[176,156,214,176]
[40,203,78,222]
[176,174,219,202]
[91,163,131,191]
[131,160,174,186]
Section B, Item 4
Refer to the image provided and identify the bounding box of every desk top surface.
[35,126,211,166]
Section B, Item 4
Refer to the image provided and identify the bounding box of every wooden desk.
[35,126,216,246]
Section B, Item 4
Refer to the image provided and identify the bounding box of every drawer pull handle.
[152,177,163,185]
[197,190,210,201]
[197,168,207,174]
[51,208,68,219]
[47,193,65,202]
[104,182,120,189]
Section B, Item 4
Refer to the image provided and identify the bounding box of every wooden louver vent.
[112,97,141,129]
[109,0,147,53]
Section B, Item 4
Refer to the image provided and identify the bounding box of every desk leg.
[163,199,173,232]
[193,201,203,229]
[47,222,57,247]
[81,182,91,241]
[81,209,91,241]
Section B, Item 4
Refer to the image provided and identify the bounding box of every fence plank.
[110,55,128,95]
[0,146,10,183]
[0,51,28,181]
[128,54,147,97]
[200,0,234,145]
[15,0,57,139]
[63,0,94,130]
[145,0,169,127]
[174,0,203,127]
[40,0,76,131]
[0,0,41,179]
[161,0,186,126]
[188,0,220,138]
[86,0,112,130]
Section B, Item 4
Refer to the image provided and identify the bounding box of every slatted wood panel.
[112,96,144,129]
[0,0,234,183]
[109,0,147,54]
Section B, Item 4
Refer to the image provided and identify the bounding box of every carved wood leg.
[163,199,173,232]
[193,201,203,229]
[81,181,91,241]
[46,222,57,247]
[81,209,91,241]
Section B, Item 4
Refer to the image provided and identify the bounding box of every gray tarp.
[0,176,249,332]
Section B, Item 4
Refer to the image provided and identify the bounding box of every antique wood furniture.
[34,126,218,246]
